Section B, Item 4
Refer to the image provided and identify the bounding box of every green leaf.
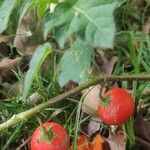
[44,0,118,48]
[0,0,17,33]
[19,0,58,21]
[0,0,4,6]
[37,0,58,18]
[23,42,52,100]
[38,0,58,4]
[37,4,48,19]
[59,39,93,86]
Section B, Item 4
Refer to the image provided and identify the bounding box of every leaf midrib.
[73,5,103,33]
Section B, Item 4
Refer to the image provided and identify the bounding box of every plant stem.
[0,74,150,131]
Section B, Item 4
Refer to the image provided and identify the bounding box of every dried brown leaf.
[0,43,10,58]
[0,35,15,43]
[147,107,150,116]
[87,117,101,136]
[102,56,118,75]
[0,57,22,72]
[144,0,150,4]
[82,85,105,116]
[105,130,126,150]
[0,70,17,83]
[14,11,43,56]
[134,113,150,143]
[136,137,150,150]
[2,82,23,97]
[90,134,105,150]
[142,17,150,34]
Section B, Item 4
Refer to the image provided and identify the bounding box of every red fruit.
[98,87,134,125]
[31,122,70,150]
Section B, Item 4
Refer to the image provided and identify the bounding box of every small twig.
[0,74,150,131]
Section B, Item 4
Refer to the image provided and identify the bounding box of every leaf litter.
[134,112,150,149]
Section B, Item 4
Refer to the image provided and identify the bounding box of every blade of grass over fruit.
[73,96,83,150]
[22,42,52,101]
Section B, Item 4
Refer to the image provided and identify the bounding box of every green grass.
[113,3,150,147]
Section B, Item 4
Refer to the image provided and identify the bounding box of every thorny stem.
[0,74,150,131]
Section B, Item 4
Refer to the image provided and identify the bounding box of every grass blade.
[22,42,52,101]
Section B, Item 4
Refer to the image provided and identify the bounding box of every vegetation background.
[0,0,150,149]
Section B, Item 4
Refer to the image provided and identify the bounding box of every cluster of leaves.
[0,0,121,98]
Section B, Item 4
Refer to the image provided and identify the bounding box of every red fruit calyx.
[38,126,54,144]
[100,96,111,109]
